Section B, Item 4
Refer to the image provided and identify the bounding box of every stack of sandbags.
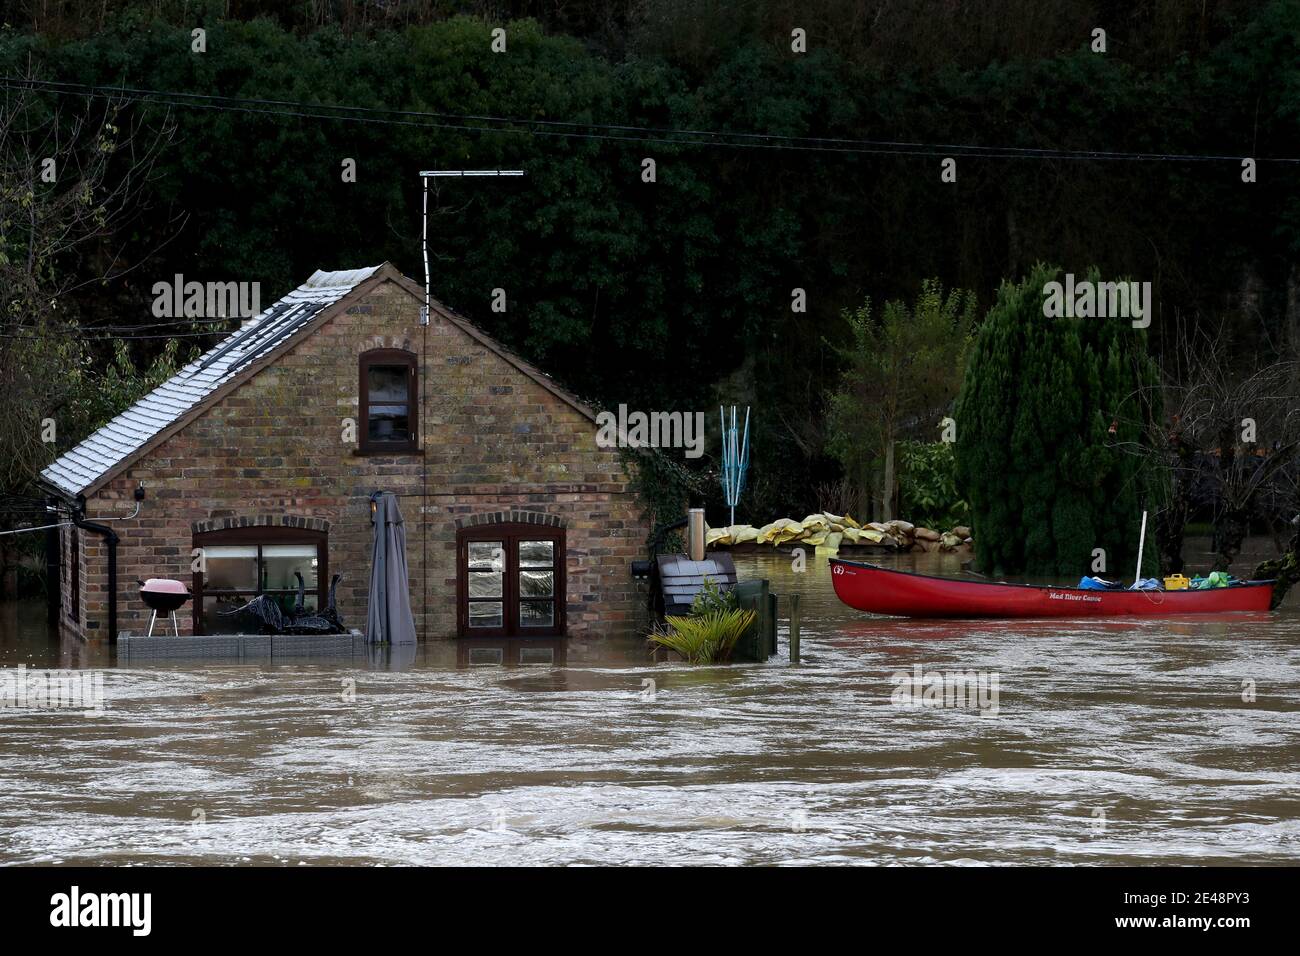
[904,524,975,554]
[912,526,943,553]
[841,526,887,544]
[802,530,844,550]
[939,525,975,553]
[702,511,974,554]
[883,520,915,550]
[800,513,831,534]
[822,512,861,530]
[756,518,805,545]
[705,524,762,547]
[798,514,843,551]
[815,512,877,551]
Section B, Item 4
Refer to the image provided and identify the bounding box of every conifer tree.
[954,265,1163,577]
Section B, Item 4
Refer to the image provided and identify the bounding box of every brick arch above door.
[453,510,566,530]
[191,515,333,535]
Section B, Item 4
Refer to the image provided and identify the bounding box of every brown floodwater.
[0,539,1297,865]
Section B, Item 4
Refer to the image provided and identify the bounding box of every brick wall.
[56,524,81,639]
[72,274,650,641]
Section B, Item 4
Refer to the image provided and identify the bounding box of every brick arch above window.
[359,334,416,352]
[191,515,332,535]
[454,510,566,530]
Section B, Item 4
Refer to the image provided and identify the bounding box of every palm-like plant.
[649,607,757,664]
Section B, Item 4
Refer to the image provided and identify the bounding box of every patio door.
[457,523,565,637]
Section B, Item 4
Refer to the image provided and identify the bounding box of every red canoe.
[829,558,1275,618]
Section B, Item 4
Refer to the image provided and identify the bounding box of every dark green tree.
[4,1,1300,528]
[954,265,1164,578]
[824,279,975,521]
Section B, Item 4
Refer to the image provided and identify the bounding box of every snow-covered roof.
[41,266,383,497]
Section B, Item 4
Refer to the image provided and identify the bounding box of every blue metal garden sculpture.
[720,405,751,527]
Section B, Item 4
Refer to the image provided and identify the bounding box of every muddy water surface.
[0,543,1297,865]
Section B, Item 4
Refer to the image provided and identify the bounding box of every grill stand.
[147,609,180,637]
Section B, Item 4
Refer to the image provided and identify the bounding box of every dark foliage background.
[3,0,1299,521]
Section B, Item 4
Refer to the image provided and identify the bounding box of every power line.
[0,520,71,537]
[0,329,229,341]
[86,317,242,330]
[1,311,248,342]
[11,77,957,156]
[4,75,1293,164]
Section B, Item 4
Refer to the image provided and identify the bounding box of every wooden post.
[789,593,801,663]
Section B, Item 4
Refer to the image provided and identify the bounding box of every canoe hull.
[829,558,1275,618]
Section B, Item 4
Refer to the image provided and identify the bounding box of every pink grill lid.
[140,578,189,594]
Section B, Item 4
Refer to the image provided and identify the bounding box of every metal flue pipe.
[687,508,706,562]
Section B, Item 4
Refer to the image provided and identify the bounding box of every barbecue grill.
[138,578,191,636]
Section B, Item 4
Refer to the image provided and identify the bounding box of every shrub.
[898,440,969,530]
[649,607,757,663]
[689,577,737,616]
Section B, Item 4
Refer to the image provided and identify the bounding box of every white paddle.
[1133,510,1148,588]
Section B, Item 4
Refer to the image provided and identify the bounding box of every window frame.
[456,523,566,638]
[192,526,328,635]
[358,348,419,454]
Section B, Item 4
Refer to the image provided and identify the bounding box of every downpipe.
[71,487,144,646]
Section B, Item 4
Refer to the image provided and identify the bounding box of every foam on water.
[1,544,1297,865]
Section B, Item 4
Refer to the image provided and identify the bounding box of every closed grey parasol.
[366,492,418,644]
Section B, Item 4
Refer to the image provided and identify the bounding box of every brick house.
[40,264,650,643]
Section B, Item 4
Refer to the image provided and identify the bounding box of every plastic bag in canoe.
[1078,576,1122,590]
[1129,577,1162,590]
[1191,571,1234,589]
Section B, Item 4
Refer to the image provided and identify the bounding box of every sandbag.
[763,518,806,545]
[757,518,804,544]
[801,514,830,532]
[818,531,843,552]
